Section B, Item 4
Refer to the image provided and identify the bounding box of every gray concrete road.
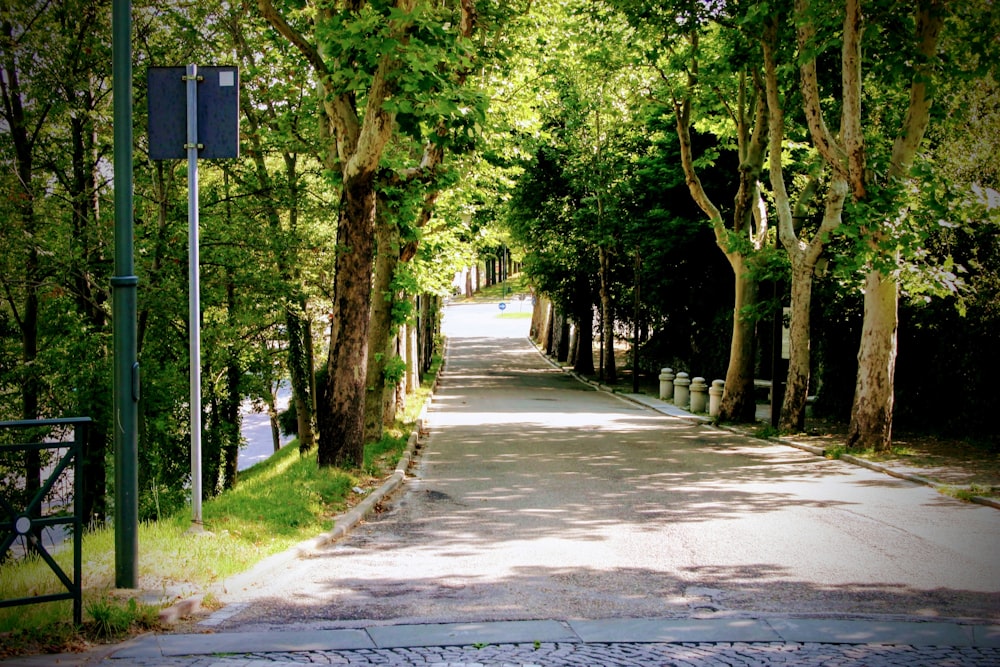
[202,301,999,630]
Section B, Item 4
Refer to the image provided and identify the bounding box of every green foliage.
[382,355,408,386]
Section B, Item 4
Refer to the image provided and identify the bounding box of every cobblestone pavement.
[102,641,1000,667]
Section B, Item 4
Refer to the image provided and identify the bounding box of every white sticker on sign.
[219,71,235,87]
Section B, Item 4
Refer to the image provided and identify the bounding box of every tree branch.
[254,0,326,79]
[889,0,945,179]
[795,0,847,182]
[841,0,865,198]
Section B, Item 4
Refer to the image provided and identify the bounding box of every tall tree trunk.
[847,271,898,451]
[390,331,405,423]
[424,295,438,374]
[719,258,757,421]
[539,297,553,347]
[844,0,942,452]
[761,20,846,433]
[266,387,281,454]
[673,58,767,422]
[318,174,377,468]
[544,303,556,356]
[286,306,315,452]
[780,264,812,431]
[573,306,595,376]
[598,246,617,384]
[364,215,400,445]
[406,307,419,394]
[206,387,221,498]
[556,316,571,363]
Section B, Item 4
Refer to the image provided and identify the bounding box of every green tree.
[610,0,770,422]
[258,0,484,467]
[797,0,966,451]
[1,0,114,526]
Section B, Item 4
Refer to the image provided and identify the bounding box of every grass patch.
[497,311,532,319]
[938,484,995,502]
[466,273,530,301]
[86,596,160,641]
[752,424,780,440]
[0,355,443,658]
[825,444,847,460]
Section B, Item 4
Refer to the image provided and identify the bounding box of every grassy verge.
[456,274,531,302]
[0,354,441,659]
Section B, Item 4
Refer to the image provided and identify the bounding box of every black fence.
[0,417,90,625]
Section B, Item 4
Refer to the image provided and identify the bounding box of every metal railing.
[0,417,90,625]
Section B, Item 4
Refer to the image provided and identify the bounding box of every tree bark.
[259,0,416,468]
[364,214,401,445]
[318,174,378,467]
[847,271,898,451]
[762,18,847,432]
[287,306,315,452]
[557,316,571,363]
[406,305,419,394]
[573,306,595,376]
[780,265,812,431]
[598,246,617,384]
[719,257,757,421]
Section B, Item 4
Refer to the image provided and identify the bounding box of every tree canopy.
[2,0,998,531]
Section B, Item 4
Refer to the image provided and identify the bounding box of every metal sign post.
[112,0,138,589]
[148,65,238,529]
[185,64,203,526]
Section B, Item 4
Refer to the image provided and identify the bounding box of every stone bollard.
[689,377,708,413]
[709,380,725,417]
[658,367,675,401]
[673,372,691,408]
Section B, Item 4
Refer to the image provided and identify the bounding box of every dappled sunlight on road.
[211,302,1000,631]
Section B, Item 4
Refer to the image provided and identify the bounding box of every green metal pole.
[112,0,139,589]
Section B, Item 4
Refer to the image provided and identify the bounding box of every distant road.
[238,383,293,471]
[235,300,530,471]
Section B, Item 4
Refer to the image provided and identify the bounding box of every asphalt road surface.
[209,301,1000,631]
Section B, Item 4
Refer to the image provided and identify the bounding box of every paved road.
[203,302,999,627]
[17,302,998,666]
[238,384,293,471]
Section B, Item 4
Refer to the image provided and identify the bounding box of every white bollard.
[709,380,725,417]
[658,367,675,401]
[673,372,691,408]
[689,377,708,413]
